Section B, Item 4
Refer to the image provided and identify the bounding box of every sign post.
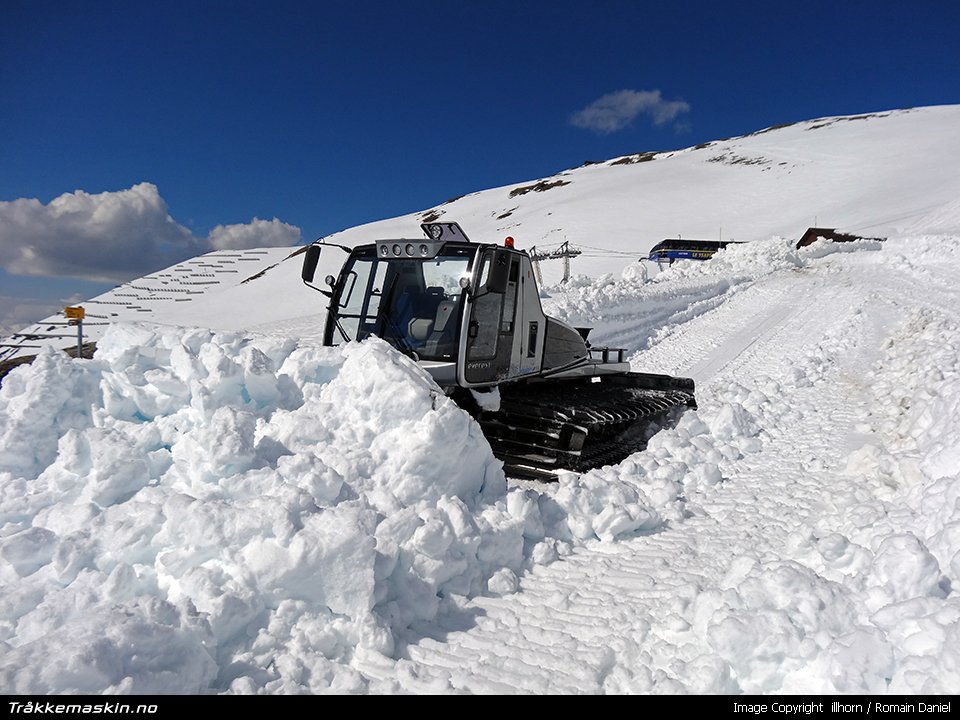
[65,306,85,358]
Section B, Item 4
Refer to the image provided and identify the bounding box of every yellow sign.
[65,306,85,320]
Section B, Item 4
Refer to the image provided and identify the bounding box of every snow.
[2,106,960,695]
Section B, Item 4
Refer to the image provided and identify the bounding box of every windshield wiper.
[332,315,351,343]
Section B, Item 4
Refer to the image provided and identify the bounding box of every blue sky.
[1,0,959,331]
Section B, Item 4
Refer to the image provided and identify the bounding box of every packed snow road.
[361,238,960,693]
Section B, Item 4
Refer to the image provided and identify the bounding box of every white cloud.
[0,184,303,283]
[208,217,301,251]
[570,89,691,135]
[0,183,201,283]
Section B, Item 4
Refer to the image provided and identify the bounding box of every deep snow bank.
[0,319,772,693]
[0,327,515,693]
[0,325,772,693]
[540,235,884,351]
[542,236,806,318]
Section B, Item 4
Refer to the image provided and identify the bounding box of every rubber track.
[478,372,696,480]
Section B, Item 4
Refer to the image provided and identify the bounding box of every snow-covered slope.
[4,105,960,361]
[2,106,960,695]
[325,105,960,282]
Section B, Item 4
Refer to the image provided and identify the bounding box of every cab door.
[463,249,519,386]
[515,255,546,376]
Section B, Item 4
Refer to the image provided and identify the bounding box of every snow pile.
[862,306,960,483]
[0,326,526,693]
[699,556,896,694]
[695,298,960,695]
[541,267,739,341]
[540,236,843,350]
[0,315,795,693]
[545,236,889,333]
[542,384,765,543]
[838,307,960,693]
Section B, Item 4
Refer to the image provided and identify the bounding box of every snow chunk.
[867,534,944,604]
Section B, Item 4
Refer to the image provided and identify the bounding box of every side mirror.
[301,244,322,282]
[486,250,511,294]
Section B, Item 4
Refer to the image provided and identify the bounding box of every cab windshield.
[329,248,474,361]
